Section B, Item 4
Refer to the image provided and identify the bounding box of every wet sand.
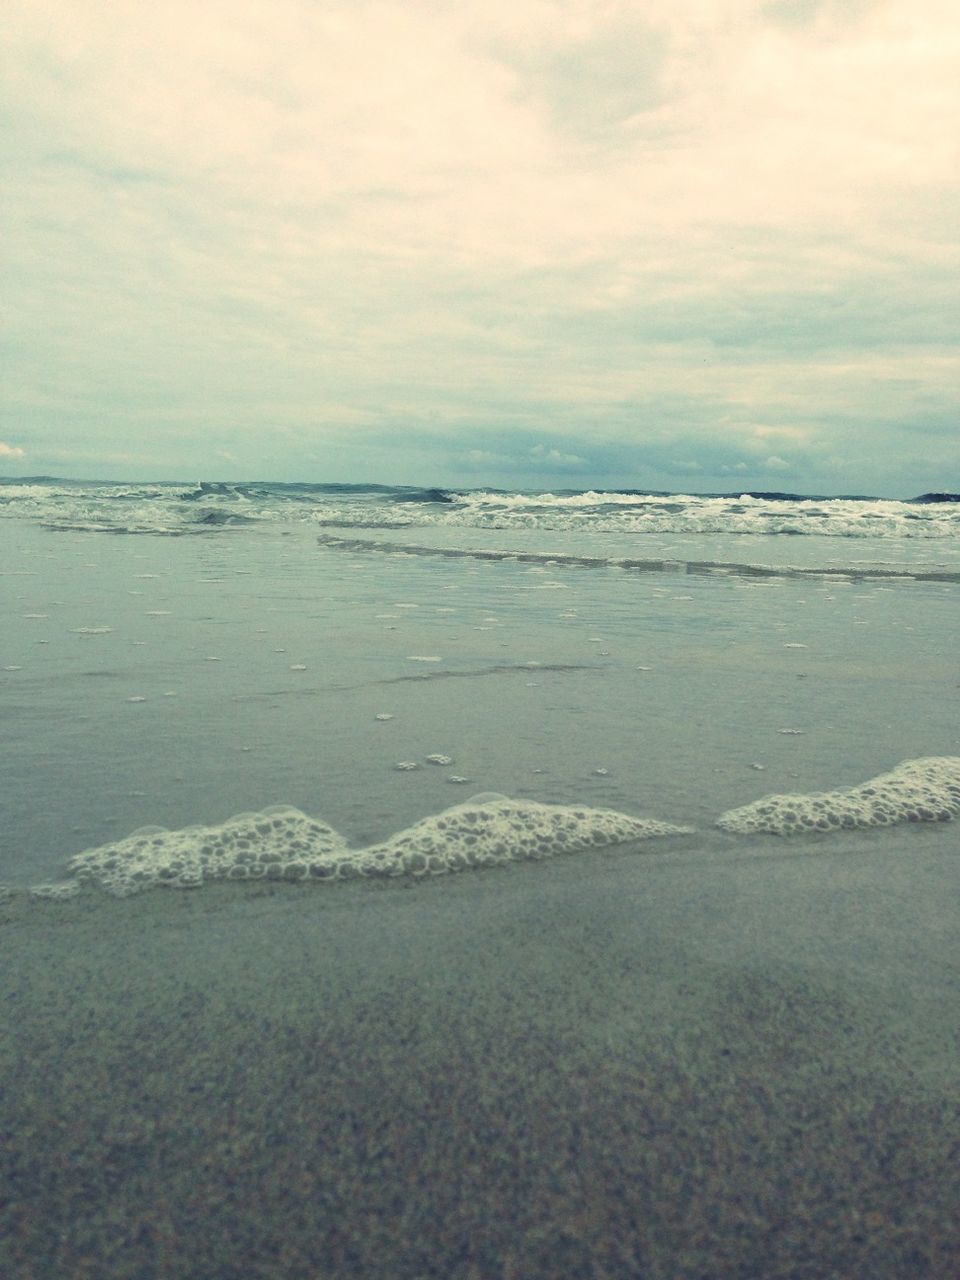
[2,832,958,1279]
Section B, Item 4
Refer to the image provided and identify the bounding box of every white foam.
[29,880,82,900]
[68,808,349,896]
[62,797,692,896]
[716,757,960,836]
[343,797,692,879]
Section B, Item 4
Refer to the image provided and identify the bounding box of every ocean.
[2,478,959,1277]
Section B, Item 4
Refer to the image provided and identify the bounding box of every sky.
[2,0,958,495]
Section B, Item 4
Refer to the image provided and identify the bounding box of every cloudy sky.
[3,0,958,494]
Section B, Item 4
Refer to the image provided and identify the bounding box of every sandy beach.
[3,828,957,1279]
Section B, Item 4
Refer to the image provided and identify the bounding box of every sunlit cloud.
[2,0,958,492]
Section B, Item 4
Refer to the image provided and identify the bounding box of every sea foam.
[716,757,960,836]
[67,808,347,896]
[59,796,692,897]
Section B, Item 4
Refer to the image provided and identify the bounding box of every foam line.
[716,757,960,836]
[59,797,693,897]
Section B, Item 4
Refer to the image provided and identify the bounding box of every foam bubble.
[360,797,692,877]
[68,807,349,896]
[425,754,453,765]
[29,880,82,900]
[716,757,960,836]
[63,798,692,897]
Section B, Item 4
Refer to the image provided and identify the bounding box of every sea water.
[2,481,958,888]
[2,480,959,1277]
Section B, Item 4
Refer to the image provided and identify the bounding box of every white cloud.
[8,0,957,265]
[0,442,27,458]
[529,444,586,467]
[2,0,958,490]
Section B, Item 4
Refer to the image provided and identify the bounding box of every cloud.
[529,444,585,467]
[0,443,27,458]
[1,0,958,492]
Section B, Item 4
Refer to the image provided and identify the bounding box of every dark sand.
[2,832,958,1279]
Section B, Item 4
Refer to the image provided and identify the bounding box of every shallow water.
[2,516,957,885]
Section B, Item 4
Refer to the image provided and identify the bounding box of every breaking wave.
[2,478,960,541]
